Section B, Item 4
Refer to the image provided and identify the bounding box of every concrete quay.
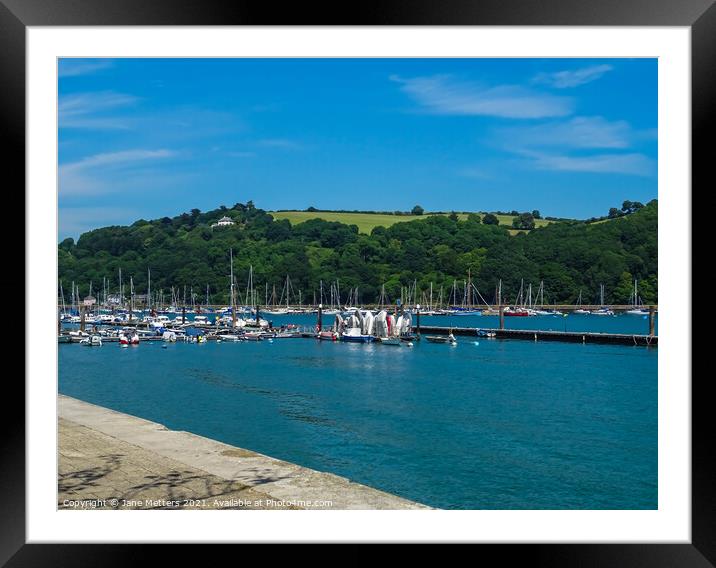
[58,395,429,510]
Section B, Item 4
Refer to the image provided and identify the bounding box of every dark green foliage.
[58,201,658,305]
[411,205,425,216]
[512,212,536,230]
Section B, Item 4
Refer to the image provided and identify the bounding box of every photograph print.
[57,57,658,512]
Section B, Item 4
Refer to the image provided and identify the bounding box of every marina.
[59,304,658,347]
[59,325,657,509]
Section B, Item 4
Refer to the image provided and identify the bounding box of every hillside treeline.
[58,200,658,306]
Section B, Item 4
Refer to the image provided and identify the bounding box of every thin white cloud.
[256,138,302,149]
[533,64,613,89]
[390,74,574,119]
[521,150,654,176]
[457,167,493,180]
[59,149,176,195]
[225,151,257,158]
[59,91,139,129]
[499,116,634,150]
[59,206,139,239]
[58,60,113,78]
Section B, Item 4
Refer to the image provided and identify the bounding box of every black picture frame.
[4,0,709,562]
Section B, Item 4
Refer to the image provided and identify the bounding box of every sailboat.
[625,280,649,315]
[591,284,614,316]
[504,279,531,316]
[573,290,591,314]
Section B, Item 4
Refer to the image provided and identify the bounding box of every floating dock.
[416,326,657,346]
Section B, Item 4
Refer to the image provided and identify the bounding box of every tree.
[608,207,621,219]
[532,210,541,219]
[448,211,459,221]
[411,205,425,216]
[512,212,536,230]
[467,213,482,224]
[482,213,499,225]
[622,200,633,213]
[306,206,318,212]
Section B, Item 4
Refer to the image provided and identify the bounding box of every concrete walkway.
[58,395,429,510]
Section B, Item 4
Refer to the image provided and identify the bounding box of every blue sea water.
[58,326,657,510]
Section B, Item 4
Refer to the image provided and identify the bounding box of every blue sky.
[58,58,657,240]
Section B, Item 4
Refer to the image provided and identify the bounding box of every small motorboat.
[377,337,401,346]
[317,330,339,341]
[340,327,374,343]
[425,333,457,344]
[80,335,102,347]
[503,307,530,317]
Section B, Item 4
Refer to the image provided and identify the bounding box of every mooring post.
[182,305,186,325]
[415,304,421,339]
[499,305,505,330]
[317,303,323,332]
[649,305,655,336]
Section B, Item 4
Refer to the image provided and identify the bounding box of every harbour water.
[59,322,657,509]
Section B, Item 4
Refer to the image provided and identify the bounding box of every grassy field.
[270,210,554,235]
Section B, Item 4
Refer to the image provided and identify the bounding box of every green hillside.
[58,200,657,306]
[271,210,554,234]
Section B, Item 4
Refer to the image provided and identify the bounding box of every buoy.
[473,341,479,346]
[407,342,413,347]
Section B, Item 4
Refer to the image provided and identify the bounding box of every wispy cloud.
[533,64,613,89]
[457,167,494,180]
[498,116,635,150]
[58,59,114,78]
[59,149,176,195]
[390,74,574,119]
[256,138,302,149]
[225,151,257,158]
[519,150,654,176]
[59,206,139,238]
[59,91,139,129]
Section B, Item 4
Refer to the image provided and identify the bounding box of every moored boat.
[425,333,457,344]
[317,330,338,341]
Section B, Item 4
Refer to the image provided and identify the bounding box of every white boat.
[425,333,457,344]
[162,331,177,342]
[80,335,102,347]
[573,290,590,314]
[591,284,614,315]
[377,337,401,345]
[626,280,650,314]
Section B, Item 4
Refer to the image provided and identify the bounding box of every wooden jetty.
[415,326,657,346]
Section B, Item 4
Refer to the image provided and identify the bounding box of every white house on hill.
[211,216,235,228]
